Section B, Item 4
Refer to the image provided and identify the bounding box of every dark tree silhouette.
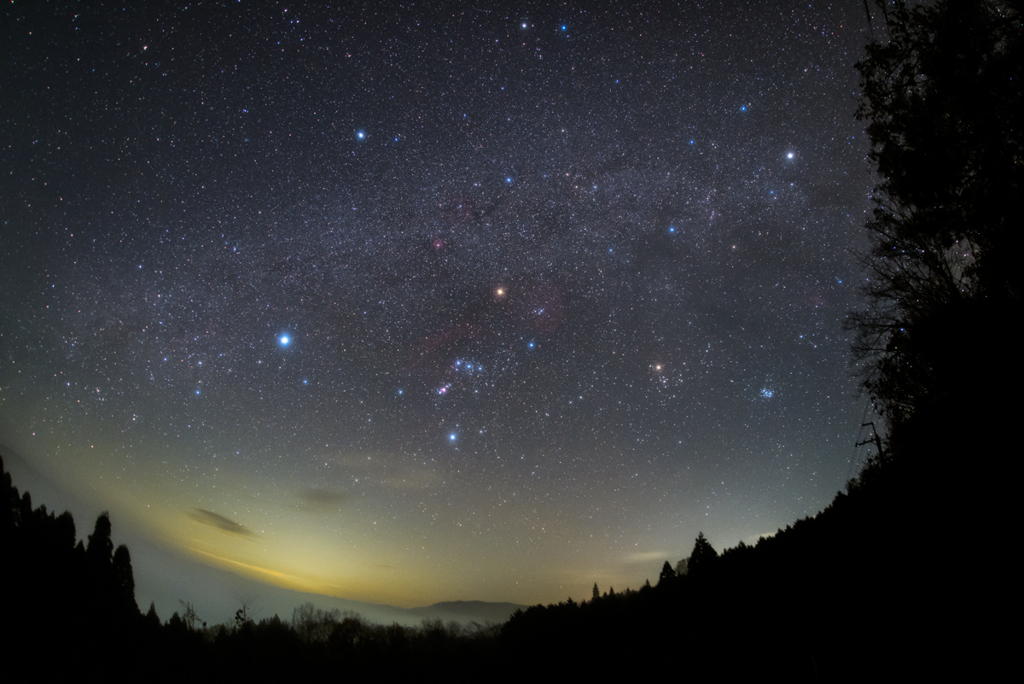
[87,511,114,564]
[145,601,161,629]
[657,560,675,585]
[688,532,717,576]
[112,544,138,614]
[851,0,1021,448]
[178,600,205,630]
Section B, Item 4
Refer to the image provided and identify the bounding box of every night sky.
[1,1,875,613]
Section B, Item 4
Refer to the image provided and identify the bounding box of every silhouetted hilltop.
[499,460,979,679]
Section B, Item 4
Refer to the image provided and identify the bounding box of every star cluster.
[0,1,873,609]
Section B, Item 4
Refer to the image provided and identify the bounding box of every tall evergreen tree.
[112,544,138,613]
[658,560,676,585]
[87,511,114,564]
[688,532,717,576]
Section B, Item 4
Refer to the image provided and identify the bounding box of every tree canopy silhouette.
[657,560,676,585]
[687,532,717,577]
[851,0,1021,449]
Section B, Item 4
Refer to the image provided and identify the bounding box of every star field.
[0,1,874,609]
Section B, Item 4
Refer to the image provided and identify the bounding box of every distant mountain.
[406,600,526,626]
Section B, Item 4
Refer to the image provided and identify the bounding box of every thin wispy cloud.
[188,509,256,538]
[298,488,349,512]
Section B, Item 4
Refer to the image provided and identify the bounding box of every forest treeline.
[0,451,975,680]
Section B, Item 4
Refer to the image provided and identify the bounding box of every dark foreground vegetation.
[0,446,1002,680]
[3,1,1016,679]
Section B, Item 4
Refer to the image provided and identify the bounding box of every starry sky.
[1,1,876,612]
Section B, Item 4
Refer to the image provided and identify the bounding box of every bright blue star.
[506,177,513,184]
[669,226,676,234]
[528,341,535,349]
[561,25,567,31]
[449,432,457,442]
[740,105,747,112]
[279,334,291,347]
[356,130,366,140]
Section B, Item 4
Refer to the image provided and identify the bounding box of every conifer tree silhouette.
[658,560,676,585]
[688,532,717,576]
